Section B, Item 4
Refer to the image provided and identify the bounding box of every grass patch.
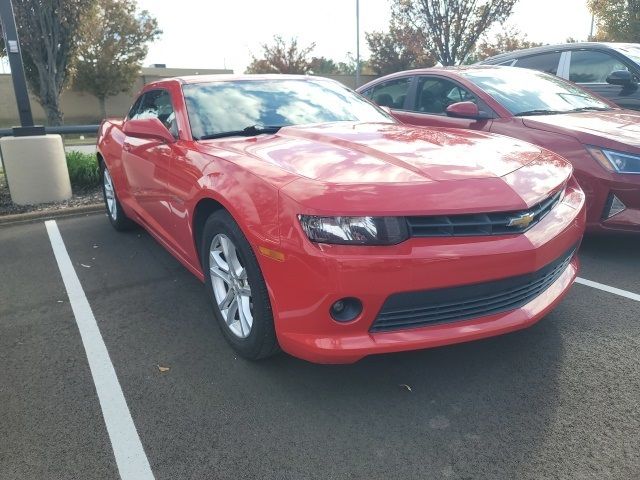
[66,151,100,189]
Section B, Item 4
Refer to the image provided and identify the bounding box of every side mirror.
[445,101,486,120]
[606,70,637,87]
[123,117,176,143]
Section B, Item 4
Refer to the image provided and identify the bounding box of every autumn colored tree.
[588,0,640,42]
[366,19,434,74]
[393,0,519,65]
[467,26,542,63]
[246,36,315,74]
[0,0,93,125]
[74,0,161,119]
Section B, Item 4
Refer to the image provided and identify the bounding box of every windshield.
[616,45,640,66]
[461,68,612,116]
[183,78,394,139]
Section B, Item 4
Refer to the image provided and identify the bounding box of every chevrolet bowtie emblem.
[507,212,535,228]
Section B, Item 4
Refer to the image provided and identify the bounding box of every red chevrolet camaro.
[97,75,585,364]
[358,66,640,233]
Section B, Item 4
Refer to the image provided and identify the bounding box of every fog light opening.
[604,194,626,219]
[330,297,363,322]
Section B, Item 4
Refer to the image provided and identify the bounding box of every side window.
[514,52,562,75]
[360,88,374,99]
[131,89,179,138]
[569,50,629,83]
[369,77,412,110]
[127,95,143,120]
[412,77,477,115]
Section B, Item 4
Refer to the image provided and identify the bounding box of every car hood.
[523,110,640,150]
[204,122,547,183]
[200,122,572,215]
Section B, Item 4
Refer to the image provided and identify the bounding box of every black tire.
[201,210,279,360]
[100,161,135,231]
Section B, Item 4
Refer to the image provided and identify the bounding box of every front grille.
[370,246,576,333]
[406,190,562,237]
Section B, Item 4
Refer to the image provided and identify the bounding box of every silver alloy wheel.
[209,233,253,339]
[103,168,117,220]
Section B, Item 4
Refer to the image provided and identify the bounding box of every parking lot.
[1,212,639,480]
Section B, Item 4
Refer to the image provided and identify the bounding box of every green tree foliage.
[466,26,542,63]
[393,0,519,66]
[246,36,316,74]
[0,0,93,125]
[74,0,161,119]
[588,0,640,42]
[365,18,434,74]
[309,54,365,75]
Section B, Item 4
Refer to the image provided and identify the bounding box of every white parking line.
[45,220,154,480]
[576,277,640,302]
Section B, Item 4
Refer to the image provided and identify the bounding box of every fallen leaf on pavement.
[157,365,170,373]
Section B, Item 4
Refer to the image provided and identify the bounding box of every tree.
[246,36,315,74]
[0,0,93,125]
[588,0,640,42]
[309,54,361,75]
[74,0,161,119]
[466,26,542,63]
[366,19,434,74]
[393,0,519,66]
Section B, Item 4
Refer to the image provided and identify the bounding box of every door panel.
[120,88,182,246]
[394,110,492,131]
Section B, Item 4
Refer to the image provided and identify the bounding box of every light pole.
[355,0,360,88]
[0,0,41,134]
[0,0,70,206]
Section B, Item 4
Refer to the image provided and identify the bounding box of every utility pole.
[0,0,42,135]
[355,0,360,88]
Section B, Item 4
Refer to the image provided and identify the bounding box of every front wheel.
[202,210,279,360]
[100,161,134,231]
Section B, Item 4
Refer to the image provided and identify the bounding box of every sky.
[136,0,594,73]
[0,0,593,74]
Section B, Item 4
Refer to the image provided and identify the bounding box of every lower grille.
[370,246,576,333]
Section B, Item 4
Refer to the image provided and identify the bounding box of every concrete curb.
[0,203,104,226]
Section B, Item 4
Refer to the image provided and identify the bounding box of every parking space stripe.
[576,277,640,302]
[45,220,155,480]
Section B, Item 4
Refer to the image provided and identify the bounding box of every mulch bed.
[0,171,103,217]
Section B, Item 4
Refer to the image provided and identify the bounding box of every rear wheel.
[100,161,134,231]
[202,210,279,360]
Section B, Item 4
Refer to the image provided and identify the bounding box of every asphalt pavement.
[1,213,639,480]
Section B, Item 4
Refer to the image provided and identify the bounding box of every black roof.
[478,42,640,64]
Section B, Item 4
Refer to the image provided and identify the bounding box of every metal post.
[0,0,43,135]
[355,0,360,88]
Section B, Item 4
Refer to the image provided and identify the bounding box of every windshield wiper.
[514,109,563,117]
[566,106,612,113]
[198,124,283,140]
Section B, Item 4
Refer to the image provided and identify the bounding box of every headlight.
[298,215,409,245]
[587,146,640,174]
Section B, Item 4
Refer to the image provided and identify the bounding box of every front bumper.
[256,179,586,364]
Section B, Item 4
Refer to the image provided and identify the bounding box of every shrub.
[66,151,100,189]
